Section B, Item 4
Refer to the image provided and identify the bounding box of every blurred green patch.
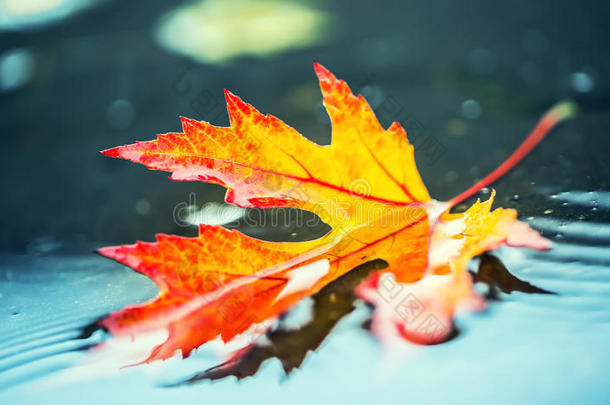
[155,0,330,64]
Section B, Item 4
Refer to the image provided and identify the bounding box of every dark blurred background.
[1,0,609,253]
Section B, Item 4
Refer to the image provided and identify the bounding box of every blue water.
[1,195,610,404]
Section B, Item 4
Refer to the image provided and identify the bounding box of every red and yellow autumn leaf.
[102,63,429,231]
[99,63,574,363]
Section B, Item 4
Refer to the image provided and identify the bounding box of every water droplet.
[571,72,594,93]
[461,99,482,120]
[480,187,491,195]
[106,98,135,130]
[0,48,34,92]
[446,118,468,137]
[135,199,151,215]
[512,194,520,200]
[544,209,553,215]
[445,170,459,182]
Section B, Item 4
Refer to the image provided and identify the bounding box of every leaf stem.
[448,101,576,208]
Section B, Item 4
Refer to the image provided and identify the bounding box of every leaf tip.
[100,147,121,158]
[97,245,119,259]
[224,88,242,108]
[224,88,238,103]
[180,115,199,132]
[313,61,333,81]
[224,89,255,122]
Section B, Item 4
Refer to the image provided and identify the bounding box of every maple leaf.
[99,63,574,365]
